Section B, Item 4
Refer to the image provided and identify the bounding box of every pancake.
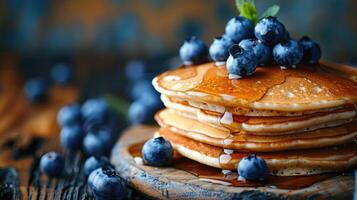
[156,128,357,176]
[153,62,357,112]
[160,96,356,133]
[155,109,357,151]
[162,94,354,117]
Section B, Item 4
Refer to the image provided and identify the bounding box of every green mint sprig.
[235,0,280,24]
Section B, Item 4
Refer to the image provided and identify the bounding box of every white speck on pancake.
[237,176,246,181]
[280,66,287,70]
[222,169,233,175]
[223,149,234,154]
[285,91,295,98]
[219,154,232,164]
[220,112,233,125]
[313,86,323,93]
[163,75,181,82]
[221,94,235,101]
[134,157,143,165]
[215,61,226,66]
[223,138,234,145]
[228,74,242,80]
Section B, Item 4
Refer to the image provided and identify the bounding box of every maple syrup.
[129,142,342,190]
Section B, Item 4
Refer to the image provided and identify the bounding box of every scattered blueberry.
[254,17,286,46]
[60,125,85,152]
[84,156,114,177]
[273,39,303,66]
[124,60,147,81]
[39,152,64,177]
[81,98,109,124]
[209,36,234,63]
[142,137,173,166]
[226,44,257,78]
[299,36,321,65]
[128,100,158,125]
[130,78,154,100]
[224,16,254,43]
[179,36,208,65]
[24,78,47,103]
[51,63,72,84]
[83,128,114,157]
[238,154,268,181]
[57,104,81,127]
[239,39,271,65]
[88,167,127,200]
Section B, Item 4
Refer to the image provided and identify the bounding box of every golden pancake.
[153,62,357,112]
[159,97,356,133]
[162,94,354,117]
[156,128,357,176]
[155,109,357,151]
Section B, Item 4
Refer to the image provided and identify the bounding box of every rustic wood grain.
[112,125,354,200]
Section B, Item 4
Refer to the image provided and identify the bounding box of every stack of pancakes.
[152,62,357,176]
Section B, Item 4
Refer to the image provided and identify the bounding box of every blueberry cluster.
[40,97,127,199]
[179,16,321,79]
[125,60,164,125]
[58,98,120,157]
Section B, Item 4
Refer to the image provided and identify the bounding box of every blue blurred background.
[1,0,356,63]
[1,0,357,123]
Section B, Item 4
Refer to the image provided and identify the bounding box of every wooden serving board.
[111,125,355,200]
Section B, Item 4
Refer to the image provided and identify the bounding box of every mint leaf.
[261,5,280,18]
[236,0,258,23]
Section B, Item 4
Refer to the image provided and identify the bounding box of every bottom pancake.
[156,128,357,176]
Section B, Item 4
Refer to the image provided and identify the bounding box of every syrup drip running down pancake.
[156,109,357,152]
[153,62,357,112]
[156,128,357,176]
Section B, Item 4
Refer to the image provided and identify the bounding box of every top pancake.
[153,62,357,112]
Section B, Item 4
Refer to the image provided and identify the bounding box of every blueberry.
[57,104,81,127]
[130,78,154,100]
[39,152,64,177]
[179,36,208,65]
[226,44,257,78]
[81,98,109,124]
[254,17,286,46]
[51,63,72,85]
[60,125,85,152]
[124,60,147,81]
[299,36,321,65]
[88,167,127,200]
[239,39,271,65]
[84,156,114,177]
[238,154,268,181]
[24,78,47,103]
[142,137,173,166]
[128,100,159,125]
[224,16,254,43]
[83,128,114,157]
[273,39,303,66]
[209,36,234,63]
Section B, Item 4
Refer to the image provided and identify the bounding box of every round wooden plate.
[111,125,354,200]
